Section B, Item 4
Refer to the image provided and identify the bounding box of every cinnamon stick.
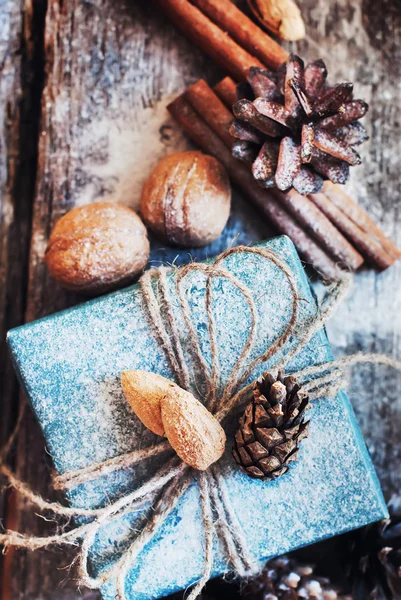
[190,0,288,70]
[322,182,401,260]
[214,76,239,107]
[167,95,340,281]
[186,79,234,149]
[153,0,265,81]
[277,190,363,271]
[185,79,364,271]
[309,192,397,271]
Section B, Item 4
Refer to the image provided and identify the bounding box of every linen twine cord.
[1,246,401,600]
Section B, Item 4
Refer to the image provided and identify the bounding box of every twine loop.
[1,246,401,600]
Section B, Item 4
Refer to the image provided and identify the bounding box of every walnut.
[140,151,231,247]
[45,202,150,295]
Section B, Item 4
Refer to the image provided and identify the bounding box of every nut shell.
[160,386,226,471]
[121,370,167,436]
[247,0,306,42]
[140,151,231,247]
[45,202,150,294]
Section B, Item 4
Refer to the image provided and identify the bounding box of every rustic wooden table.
[1,0,401,598]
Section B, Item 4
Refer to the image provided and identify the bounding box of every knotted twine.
[1,245,401,600]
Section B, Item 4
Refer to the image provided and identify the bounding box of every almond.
[120,370,168,436]
[247,0,306,42]
[160,386,226,470]
[120,370,226,470]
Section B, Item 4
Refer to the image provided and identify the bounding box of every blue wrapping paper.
[7,236,388,600]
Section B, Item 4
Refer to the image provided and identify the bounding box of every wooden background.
[1,0,400,598]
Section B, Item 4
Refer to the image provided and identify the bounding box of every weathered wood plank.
[0,0,30,594]
[0,0,43,564]
[2,0,401,598]
[0,0,50,597]
[298,0,401,502]
[0,0,24,499]
[0,1,22,464]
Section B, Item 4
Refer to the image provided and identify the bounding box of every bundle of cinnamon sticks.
[158,0,400,279]
[154,0,288,79]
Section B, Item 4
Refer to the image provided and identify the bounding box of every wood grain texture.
[0,0,401,598]
[297,0,401,502]
[0,0,43,586]
[0,0,24,517]
[0,0,27,594]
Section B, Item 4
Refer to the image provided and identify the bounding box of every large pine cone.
[245,555,351,599]
[232,370,309,480]
[229,54,369,195]
[350,516,401,600]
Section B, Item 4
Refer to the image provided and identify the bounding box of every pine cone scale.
[284,55,305,117]
[254,97,295,129]
[252,141,279,187]
[248,440,270,461]
[313,129,362,166]
[233,139,260,164]
[256,426,284,447]
[311,82,354,118]
[230,120,265,144]
[276,137,302,190]
[289,79,314,118]
[304,59,327,98]
[248,66,280,101]
[233,99,286,137]
[319,100,368,131]
[310,150,349,184]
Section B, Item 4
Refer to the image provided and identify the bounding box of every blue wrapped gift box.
[7,236,388,600]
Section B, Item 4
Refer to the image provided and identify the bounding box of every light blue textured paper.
[7,236,388,600]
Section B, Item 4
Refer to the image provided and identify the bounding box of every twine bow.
[1,246,401,600]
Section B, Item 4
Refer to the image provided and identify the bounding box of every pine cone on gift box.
[244,555,351,600]
[229,54,369,195]
[350,516,401,599]
[232,370,309,480]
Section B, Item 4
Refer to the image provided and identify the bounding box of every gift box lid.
[7,236,388,600]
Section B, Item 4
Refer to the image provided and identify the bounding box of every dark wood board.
[0,0,400,598]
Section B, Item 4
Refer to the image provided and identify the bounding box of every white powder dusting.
[68,98,189,210]
[30,230,48,262]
